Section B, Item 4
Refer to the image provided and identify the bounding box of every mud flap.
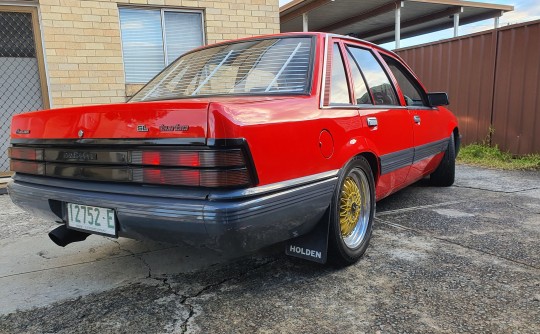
[285,210,330,264]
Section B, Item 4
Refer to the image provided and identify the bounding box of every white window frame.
[118,6,206,83]
[159,7,206,67]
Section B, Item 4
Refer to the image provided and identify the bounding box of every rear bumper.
[8,172,337,251]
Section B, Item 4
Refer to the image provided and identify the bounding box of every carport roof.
[280,0,514,44]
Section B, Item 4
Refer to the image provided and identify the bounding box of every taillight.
[10,160,45,175]
[8,142,257,188]
[199,169,251,187]
[131,149,245,167]
[135,168,251,187]
[8,147,44,161]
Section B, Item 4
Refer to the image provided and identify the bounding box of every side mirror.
[427,92,449,107]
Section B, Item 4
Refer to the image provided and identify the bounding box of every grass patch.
[457,144,540,170]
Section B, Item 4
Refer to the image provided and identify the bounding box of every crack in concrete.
[110,239,152,278]
[106,239,281,332]
[149,257,281,333]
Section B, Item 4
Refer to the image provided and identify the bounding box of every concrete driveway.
[0,165,538,333]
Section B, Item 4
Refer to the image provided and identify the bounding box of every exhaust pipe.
[49,225,90,247]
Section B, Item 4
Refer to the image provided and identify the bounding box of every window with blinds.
[130,37,314,102]
[119,7,203,84]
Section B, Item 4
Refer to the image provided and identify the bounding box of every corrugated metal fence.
[396,20,540,155]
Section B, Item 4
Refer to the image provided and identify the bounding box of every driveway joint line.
[376,218,540,271]
[377,200,467,216]
[453,185,540,194]
[0,244,178,279]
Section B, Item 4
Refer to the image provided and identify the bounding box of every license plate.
[67,203,116,236]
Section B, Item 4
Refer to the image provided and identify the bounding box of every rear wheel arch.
[453,127,460,156]
[356,151,379,185]
[430,132,456,187]
[328,155,376,266]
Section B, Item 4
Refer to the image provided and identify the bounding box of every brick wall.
[39,0,280,108]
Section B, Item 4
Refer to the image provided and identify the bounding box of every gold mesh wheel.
[338,169,370,249]
[339,177,361,237]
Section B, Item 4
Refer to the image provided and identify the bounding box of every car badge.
[159,124,189,132]
[62,151,97,161]
[137,125,149,132]
[78,130,84,138]
[16,129,31,135]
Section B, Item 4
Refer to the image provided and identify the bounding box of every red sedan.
[8,33,459,265]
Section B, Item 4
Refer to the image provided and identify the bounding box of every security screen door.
[0,7,48,173]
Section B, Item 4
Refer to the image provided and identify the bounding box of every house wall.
[38,0,280,108]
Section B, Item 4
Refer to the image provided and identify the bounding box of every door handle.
[367,117,378,127]
[414,115,421,124]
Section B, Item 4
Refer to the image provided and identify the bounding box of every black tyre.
[328,156,375,266]
[430,133,456,187]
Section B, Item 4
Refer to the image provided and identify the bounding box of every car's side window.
[382,55,428,107]
[344,48,371,105]
[346,46,399,106]
[329,43,351,105]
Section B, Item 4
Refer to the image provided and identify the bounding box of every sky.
[278,0,540,49]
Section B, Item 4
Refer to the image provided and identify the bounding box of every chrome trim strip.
[327,33,400,58]
[319,33,330,109]
[320,105,407,110]
[11,138,207,146]
[208,169,339,200]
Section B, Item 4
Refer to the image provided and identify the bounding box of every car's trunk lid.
[11,100,209,141]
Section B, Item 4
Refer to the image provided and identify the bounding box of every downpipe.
[49,225,90,247]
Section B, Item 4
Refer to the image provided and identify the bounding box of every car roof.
[187,32,399,59]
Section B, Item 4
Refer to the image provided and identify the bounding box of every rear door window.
[346,46,399,106]
[344,48,371,105]
[382,55,428,107]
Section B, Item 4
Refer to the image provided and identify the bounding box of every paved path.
[0,165,538,333]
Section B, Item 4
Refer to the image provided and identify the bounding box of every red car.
[8,33,459,265]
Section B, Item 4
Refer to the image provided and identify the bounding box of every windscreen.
[131,37,313,102]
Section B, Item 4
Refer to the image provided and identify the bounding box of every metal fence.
[397,19,540,155]
[0,9,45,172]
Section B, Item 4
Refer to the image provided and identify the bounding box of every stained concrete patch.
[379,194,540,269]
[518,188,540,200]
[0,255,280,334]
[433,208,475,218]
[0,283,189,334]
[455,165,540,193]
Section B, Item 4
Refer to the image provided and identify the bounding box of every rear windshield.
[131,37,314,102]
